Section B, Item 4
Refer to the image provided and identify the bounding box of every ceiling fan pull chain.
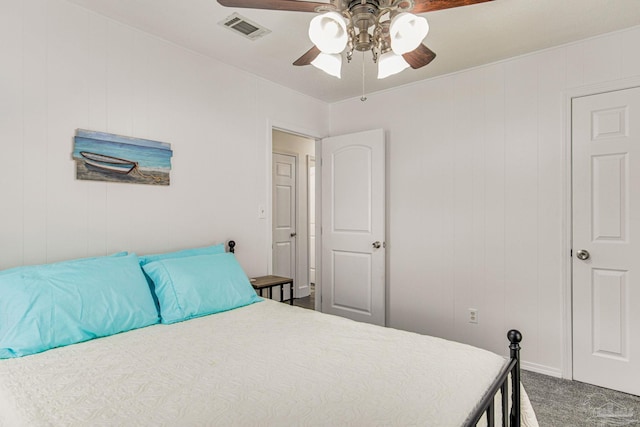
[361,51,367,102]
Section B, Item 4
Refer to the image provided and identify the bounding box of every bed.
[0,241,538,427]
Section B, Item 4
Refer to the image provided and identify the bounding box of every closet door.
[572,86,640,395]
[273,152,297,300]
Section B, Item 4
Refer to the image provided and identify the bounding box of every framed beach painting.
[72,130,173,186]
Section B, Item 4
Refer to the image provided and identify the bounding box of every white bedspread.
[0,300,538,426]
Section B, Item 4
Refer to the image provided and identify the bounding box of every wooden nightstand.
[250,275,294,305]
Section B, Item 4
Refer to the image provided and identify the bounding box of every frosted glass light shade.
[311,53,342,78]
[309,12,348,54]
[390,12,429,55]
[377,51,410,79]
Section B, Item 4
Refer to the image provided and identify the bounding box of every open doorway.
[272,129,316,308]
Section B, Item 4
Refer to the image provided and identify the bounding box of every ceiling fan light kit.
[377,50,410,79]
[306,9,427,79]
[217,0,492,83]
[306,5,430,80]
[309,12,349,54]
[389,12,429,55]
[311,52,343,78]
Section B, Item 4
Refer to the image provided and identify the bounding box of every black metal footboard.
[463,330,522,427]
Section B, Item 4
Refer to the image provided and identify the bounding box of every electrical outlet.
[468,308,478,324]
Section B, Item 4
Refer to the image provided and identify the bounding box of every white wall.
[329,26,640,376]
[0,0,329,277]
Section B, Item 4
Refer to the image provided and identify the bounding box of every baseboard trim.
[521,361,563,378]
[296,284,310,298]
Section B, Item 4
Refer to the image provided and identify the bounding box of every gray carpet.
[522,370,640,426]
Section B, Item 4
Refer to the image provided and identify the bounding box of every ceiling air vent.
[219,13,271,40]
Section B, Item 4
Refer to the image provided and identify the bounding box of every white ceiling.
[67,0,640,103]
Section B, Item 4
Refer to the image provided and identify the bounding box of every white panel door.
[572,86,640,395]
[321,129,385,326]
[273,153,296,300]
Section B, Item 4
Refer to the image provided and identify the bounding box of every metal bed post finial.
[228,240,235,254]
[508,329,522,427]
[462,329,524,427]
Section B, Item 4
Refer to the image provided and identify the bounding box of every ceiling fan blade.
[402,44,436,69]
[217,0,326,12]
[293,46,321,66]
[412,0,492,14]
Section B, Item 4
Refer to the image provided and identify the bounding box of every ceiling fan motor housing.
[346,0,380,14]
[347,0,380,51]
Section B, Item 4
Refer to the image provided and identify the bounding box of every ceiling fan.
[218,0,492,79]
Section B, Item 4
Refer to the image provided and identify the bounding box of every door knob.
[290,232,297,237]
[372,241,381,249]
[576,249,590,260]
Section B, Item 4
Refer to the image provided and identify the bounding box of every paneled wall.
[329,26,640,376]
[0,0,329,275]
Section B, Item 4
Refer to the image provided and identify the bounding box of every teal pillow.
[0,253,158,358]
[142,253,261,324]
[138,243,226,317]
[138,243,225,266]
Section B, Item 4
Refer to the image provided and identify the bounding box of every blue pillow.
[138,243,226,317]
[138,243,225,266]
[0,253,159,358]
[142,253,261,324]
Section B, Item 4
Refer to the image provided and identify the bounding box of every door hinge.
[570,249,573,257]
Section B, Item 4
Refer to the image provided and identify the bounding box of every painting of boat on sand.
[73,129,172,186]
